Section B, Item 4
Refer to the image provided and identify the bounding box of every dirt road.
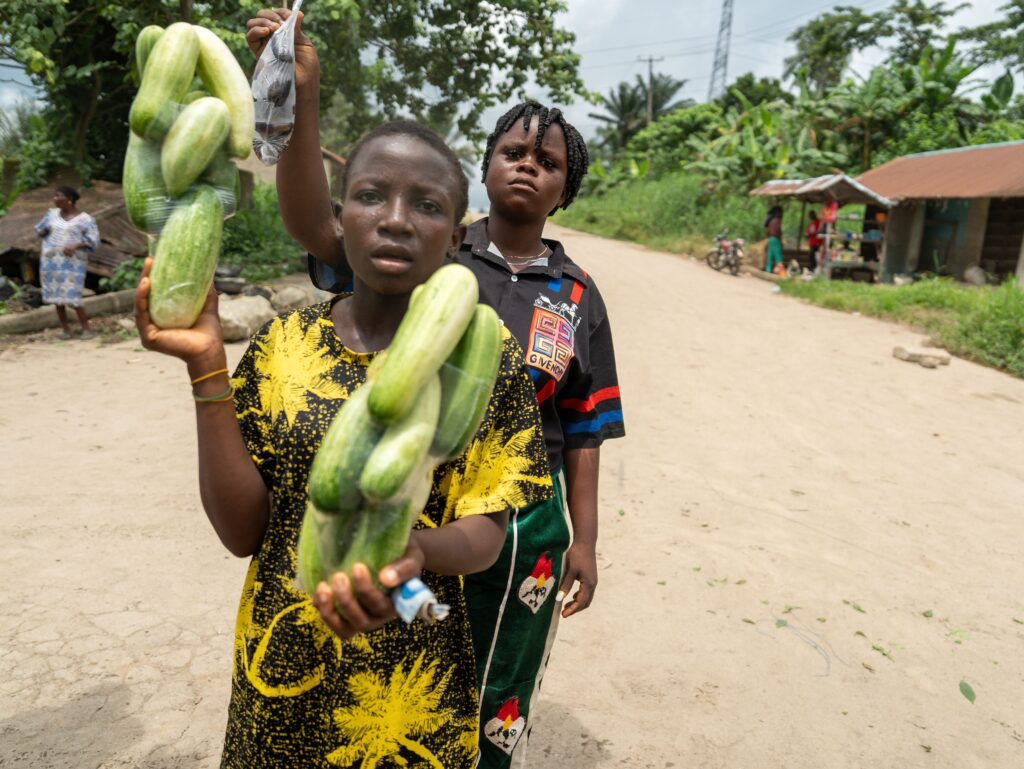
[2,224,1022,768]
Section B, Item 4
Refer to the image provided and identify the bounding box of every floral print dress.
[35,208,99,307]
[221,299,553,769]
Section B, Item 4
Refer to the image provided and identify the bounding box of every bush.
[221,183,306,281]
[556,171,765,254]
[99,256,144,293]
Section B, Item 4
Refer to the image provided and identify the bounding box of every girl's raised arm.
[245,9,342,267]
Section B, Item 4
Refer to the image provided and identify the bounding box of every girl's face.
[485,115,568,221]
[341,135,463,296]
[53,190,71,210]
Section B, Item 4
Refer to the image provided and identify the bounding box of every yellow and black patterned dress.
[222,299,553,769]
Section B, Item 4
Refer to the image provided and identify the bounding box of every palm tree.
[327,651,457,768]
[588,81,647,152]
[635,72,692,122]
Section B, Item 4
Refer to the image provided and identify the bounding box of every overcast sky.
[0,0,1009,207]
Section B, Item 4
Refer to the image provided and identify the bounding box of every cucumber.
[308,381,384,514]
[135,25,164,78]
[200,150,241,217]
[161,97,231,197]
[360,374,442,502]
[182,89,211,105]
[296,500,365,594]
[130,22,199,138]
[148,185,223,328]
[192,25,256,159]
[432,304,504,459]
[122,132,166,232]
[368,263,479,423]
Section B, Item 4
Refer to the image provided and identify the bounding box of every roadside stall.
[750,174,894,280]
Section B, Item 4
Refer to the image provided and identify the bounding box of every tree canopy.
[0,0,585,187]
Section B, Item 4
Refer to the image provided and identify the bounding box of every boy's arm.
[560,447,600,618]
[246,10,342,266]
[135,260,270,557]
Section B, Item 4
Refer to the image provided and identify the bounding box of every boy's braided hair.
[481,102,589,213]
[342,120,469,223]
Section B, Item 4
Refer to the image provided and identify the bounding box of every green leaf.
[775,619,788,628]
[923,610,934,618]
[959,680,976,704]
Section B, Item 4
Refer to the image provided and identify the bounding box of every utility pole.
[637,55,664,125]
[708,0,735,101]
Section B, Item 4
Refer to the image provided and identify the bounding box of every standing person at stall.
[764,205,784,274]
[35,185,99,338]
[806,210,822,274]
[247,11,626,766]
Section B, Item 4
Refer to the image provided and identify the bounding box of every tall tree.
[959,0,1024,72]
[716,72,793,113]
[589,73,688,152]
[872,0,968,66]
[0,0,585,184]
[783,6,881,96]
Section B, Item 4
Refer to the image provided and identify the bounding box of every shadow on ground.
[0,682,143,768]
[526,699,614,767]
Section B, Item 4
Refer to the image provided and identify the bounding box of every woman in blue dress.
[35,185,100,338]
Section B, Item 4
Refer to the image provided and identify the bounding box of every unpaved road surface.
[3,223,1023,768]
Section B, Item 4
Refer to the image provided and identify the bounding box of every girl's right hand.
[135,257,225,367]
[245,9,320,88]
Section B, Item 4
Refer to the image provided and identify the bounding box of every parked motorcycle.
[705,229,745,275]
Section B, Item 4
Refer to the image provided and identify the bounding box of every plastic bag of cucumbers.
[123,22,254,329]
[297,264,505,624]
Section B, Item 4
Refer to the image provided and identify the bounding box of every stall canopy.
[750,173,893,208]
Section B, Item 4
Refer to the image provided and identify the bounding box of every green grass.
[555,171,766,255]
[780,278,1024,378]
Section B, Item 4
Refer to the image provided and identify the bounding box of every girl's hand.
[312,538,426,640]
[245,9,320,88]
[135,257,225,366]
[558,541,598,618]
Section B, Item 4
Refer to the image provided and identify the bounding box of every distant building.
[857,141,1024,282]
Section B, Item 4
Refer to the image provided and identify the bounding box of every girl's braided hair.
[481,102,589,214]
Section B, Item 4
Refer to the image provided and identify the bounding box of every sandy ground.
[2,223,1023,768]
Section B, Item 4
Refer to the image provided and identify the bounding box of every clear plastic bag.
[251,0,304,165]
[296,360,495,624]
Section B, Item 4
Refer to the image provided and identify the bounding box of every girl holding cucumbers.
[136,116,552,766]
[250,8,625,767]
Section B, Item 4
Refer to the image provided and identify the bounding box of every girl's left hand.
[62,244,77,255]
[313,537,425,639]
[135,257,225,366]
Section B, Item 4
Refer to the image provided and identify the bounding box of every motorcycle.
[705,229,745,275]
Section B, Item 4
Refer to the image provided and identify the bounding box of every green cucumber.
[192,24,256,159]
[130,22,199,138]
[368,263,479,423]
[200,150,241,217]
[433,304,504,459]
[135,25,164,78]
[360,374,442,502]
[148,185,223,329]
[308,381,384,514]
[122,132,166,233]
[161,96,231,197]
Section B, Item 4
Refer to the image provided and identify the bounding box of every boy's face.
[485,115,568,221]
[341,135,463,295]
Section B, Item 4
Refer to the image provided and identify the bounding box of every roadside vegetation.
[780,278,1024,378]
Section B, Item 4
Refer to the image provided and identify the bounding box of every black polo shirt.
[453,219,624,473]
[306,218,625,473]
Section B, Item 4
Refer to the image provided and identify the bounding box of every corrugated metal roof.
[750,173,893,207]
[0,180,148,276]
[856,141,1024,200]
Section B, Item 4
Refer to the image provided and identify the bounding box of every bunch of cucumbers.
[297,264,505,594]
[123,22,254,328]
